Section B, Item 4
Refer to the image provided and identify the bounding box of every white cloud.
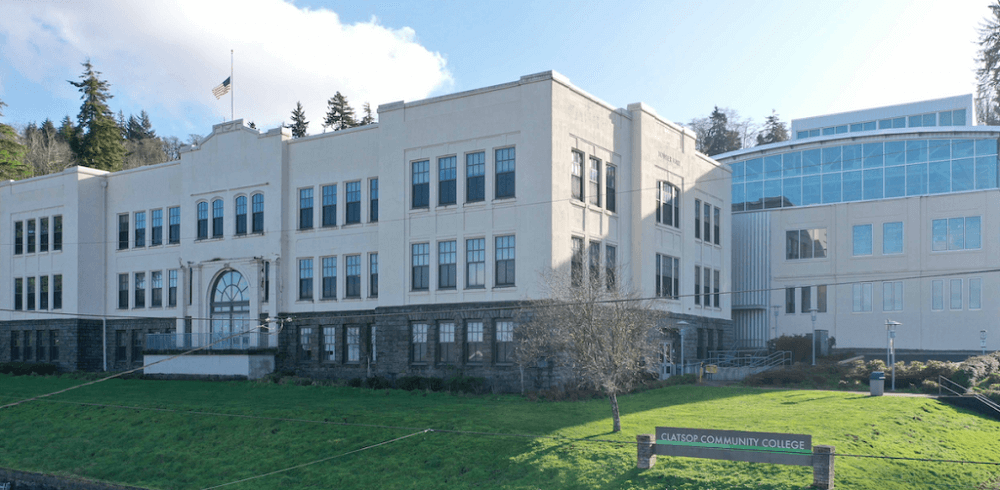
[0,0,452,134]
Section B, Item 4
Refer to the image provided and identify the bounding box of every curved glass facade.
[730,137,999,212]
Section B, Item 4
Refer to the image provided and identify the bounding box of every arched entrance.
[210,270,251,348]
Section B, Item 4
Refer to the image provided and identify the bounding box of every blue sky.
[0,0,992,140]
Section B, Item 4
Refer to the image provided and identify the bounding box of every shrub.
[772,335,813,363]
[397,376,422,391]
[444,375,486,394]
[364,376,392,390]
[347,377,363,388]
[0,362,57,376]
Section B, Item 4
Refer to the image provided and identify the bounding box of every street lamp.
[810,308,818,366]
[677,320,690,375]
[885,320,901,392]
[981,330,988,355]
[771,305,781,346]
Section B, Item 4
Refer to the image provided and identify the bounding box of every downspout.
[101,178,108,371]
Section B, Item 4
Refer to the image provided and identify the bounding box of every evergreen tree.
[40,119,57,141]
[126,110,156,141]
[289,101,309,138]
[756,110,789,146]
[359,102,376,125]
[978,2,1000,125]
[701,106,743,156]
[323,92,357,131]
[0,99,31,180]
[68,59,125,171]
[58,115,78,145]
[117,110,128,139]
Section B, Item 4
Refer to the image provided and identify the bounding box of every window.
[970,278,982,310]
[131,331,142,364]
[714,269,721,308]
[299,327,313,361]
[168,270,177,307]
[37,331,46,361]
[495,147,515,198]
[932,280,944,311]
[53,215,62,251]
[25,331,34,361]
[950,279,963,310]
[346,255,361,298]
[151,271,163,307]
[346,326,361,363]
[134,273,145,308]
[197,202,208,239]
[411,323,429,363]
[118,214,129,250]
[496,321,514,364]
[412,243,429,290]
[27,219,35,253]
[571,237,584,288]
[134,212,146,247]
[299,188,313,229]
[703,266,711,307]
[262,261,270,303]
[572,150,584,201]
[932,216,981,251]
[370,326,377,363]
[589,157,601,206]
[589,241,601,285]
[656,181,680,228]
[467,152,485,202]
[713,207,721,245]
[212,199,223,238]
[323,327,337,362]
[439,156,457,205]
[786,229,827,259]
[786,287,795,314]
[801,286,812,313]
[10,330,20,361]
[299,258,313,300]
[466,321,484,364]
[235,196,247,235]
[49,331,59,361]
[466,239,485,288]
[704,202,712,244]
[438,322,458,364]
[53,275,62,310]
[606,245,617,291]
[606,165,617,212]
[655,254,680,300]
[26,277,35,310]
[695,199,702,239]
[412,160,429,208]
[817,285,827,313]
[853,225,872,256]
[251,194,264,233]
[883,222,903,255]
[15,221,23,255]
[150,209,163,245]
[169,207,181,243]
[438,241,457,289]
[346,181,361,224]
[115,331,125,363]
[369,253,379,298]
[14,278,22,311]
[369,179,379,222]
[495,235,515,287]
[118,274,128,309]
[39,217,48,252]
[852,283,873,312]
[322,184,337,227]
[694,265,701,306]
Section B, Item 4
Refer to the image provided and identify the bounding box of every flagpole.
[230,49,234,121]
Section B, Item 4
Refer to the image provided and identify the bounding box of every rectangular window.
[299,258,314,300]
[262,261,270,303]
[852,283,873,312]
[466,238,485,288]
[134,211,146,247]
[252,194,264,233]
[53,275,62,310]
[53,215,62,251]
[150,209,163,245]
[703,266,711,307]
[412,243,429,290]
[10,330,20,361]
[118,214,129,250]
[168,207,181,244]
[369,179,379,222]
[26,331,35,361]
[817,285,827,313]
[299,188,314,229]
[346,181,361,224]
[14,278,23,311]
[168,270,177,307]
[346,326,361,363]
[606,245,617,291]
[571,150,584,202]
[438,322,457,364]
[695,199,702,239]
[131,330,142,364]
[323,326,336,362]
[933,216,982,251]
[322,184,337,227]
[411,323,429,363]
[950,279,963,310]
[881,281,903,311]
[466,321,484,364]
[235,198,247,235]
[495,147,515,198]
[150,271,162,308]
[589,157,601,206]
[853,224,872,256]
[656,181,680,228]
[35,331,45,361]
[466,152,485,202]
[26,219,35,253]
[496,320,514,364]
[589,241,601,285]
[694,265,701,306]
[606,164,617,212]
[932,279,944,311]
[495,235,515,287]
[571,237,584,288]
[704,202,712,243]
[970,278,982,310]
[714,269,721,308]
[787,228,827,259]
[714,207,721,245]
[439,156,457,205]
[438,241,457,289]
[197,202,208,239]
[118,274,128,309]
[412,160,430,208]
[134,272,145,308]
[882,222,903,254]
[39,217,48,252]
[786,287,795,314]
[49,330,59,361]
[370,326,377,363]
[26,277,35,311]
[299,327,313,361]
[212,200,223,238]
[15,221,23,255]
[39,276,48,310]
[801,286,812,313]
[655,254,680,300]
[346,255,361,298]
[369,253,379,298]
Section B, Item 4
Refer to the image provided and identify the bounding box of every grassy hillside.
[1,375,998,489]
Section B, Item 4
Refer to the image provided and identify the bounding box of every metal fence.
[146,332,278,351]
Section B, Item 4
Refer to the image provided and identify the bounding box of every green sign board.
[654,427,813,466]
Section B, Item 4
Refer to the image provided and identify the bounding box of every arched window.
[251,193,264,233]
[197,202,209,239]
[210,270,251,347]
[212,199,224,238]
[235,196,247,235]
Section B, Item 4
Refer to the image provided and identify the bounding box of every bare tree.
[519,263,659,432]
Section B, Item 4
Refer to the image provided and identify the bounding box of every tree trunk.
[609,393,621,433]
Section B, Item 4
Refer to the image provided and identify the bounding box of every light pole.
[885,320,901,392]
[982,330,988,355]
[677,320,690,375]
[810,308,818,366]
[771,305,781,346]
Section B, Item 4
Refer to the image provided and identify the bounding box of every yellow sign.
[705,364,718,374]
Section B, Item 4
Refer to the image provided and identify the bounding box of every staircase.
[937,376,1000,420]
[700,349,793,381]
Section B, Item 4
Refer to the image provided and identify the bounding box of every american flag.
[212,77,231,99]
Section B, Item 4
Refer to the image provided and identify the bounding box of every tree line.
[685,107,789,157]
[287,92,376,138]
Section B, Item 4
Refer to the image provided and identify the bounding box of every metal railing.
[146,332,278,351]
[938,375,1000,417]
[704,350,792,369]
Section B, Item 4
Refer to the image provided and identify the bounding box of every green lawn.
[1,375,998,490]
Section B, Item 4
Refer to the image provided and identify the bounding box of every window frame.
[169,207,181,244]
[346,255,361,298]
[411,323,429,364]
[571,150,584,202]
[412,160,430,209]
[134,211,146,248]
[346,181,362,224]
[369,253,379,298]
[197,201,208,239]
[588,157,601,206]
[494,235,515,287]
[235,196,248,235]
[852,224,873,256]
[118,214,129,250]
[438,241,457,290]
[606,164,617,212]
[495,320,514,364]
[466,152,485,203]
[322,184,337,227]
[411,243,430,291]
[321,256,337,300]
[438,155,457,206]
[465,238,486,289]
[299,188,314,230]
[150,209,163,246]
[251,193,264,234]
[299,258,314,301]
[656,181,681,228]
[211,199,224,238]
[369,179,379,223]
[495,147,516,199]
